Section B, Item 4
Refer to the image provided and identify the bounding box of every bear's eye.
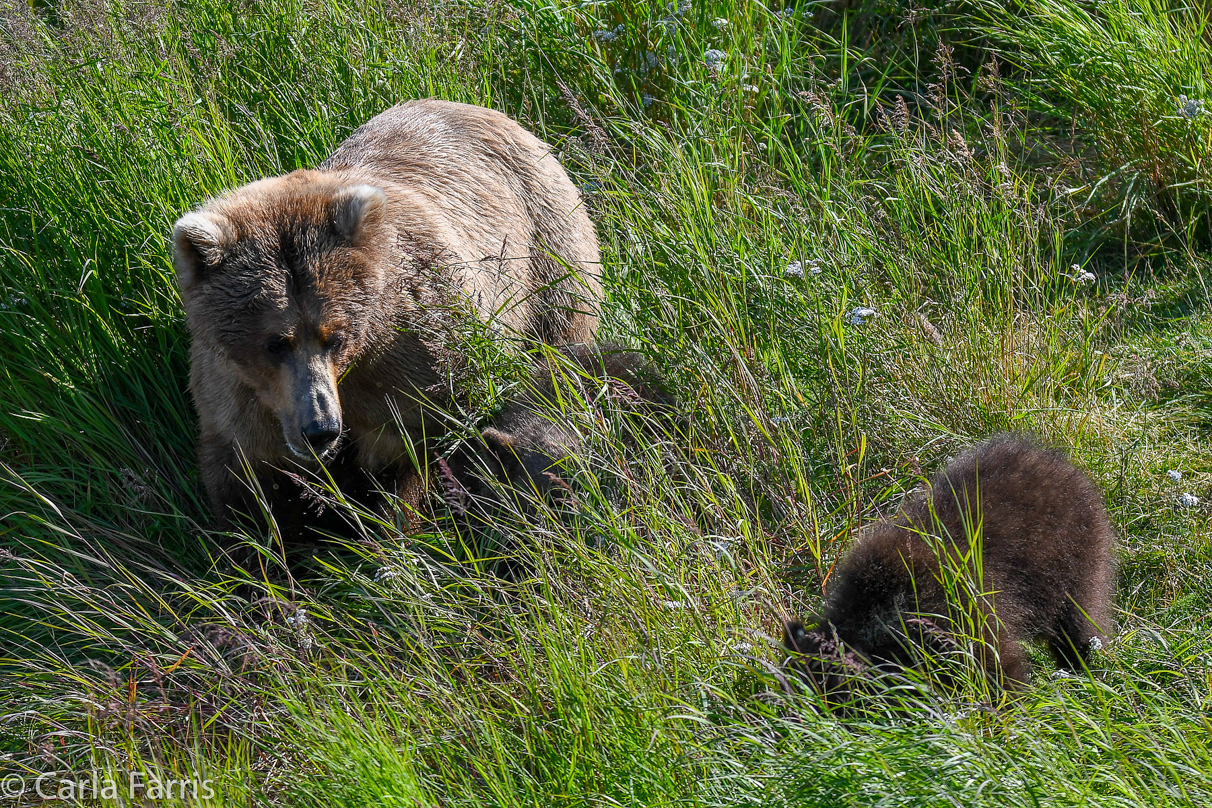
[326,334,344,353]
[266,337,290,357]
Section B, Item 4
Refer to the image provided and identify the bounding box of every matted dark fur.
[172,100,602,543]
[439,343,675,530]
[784,434,1116,698]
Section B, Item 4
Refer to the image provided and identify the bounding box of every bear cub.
[438,343,676,530]
[784,434,1116,697]
[172,100,602,542]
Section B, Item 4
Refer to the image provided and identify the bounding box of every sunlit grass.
[1,0,1211,805]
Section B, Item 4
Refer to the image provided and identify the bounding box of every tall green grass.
[978,0,1212,250]
[2,0,1211,805]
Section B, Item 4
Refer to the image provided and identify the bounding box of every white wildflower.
[785,261,804,278]
[730,642,754,654]
[847,306,876,326]
[286,608,309,628]
[1051,668,1074,680]
[1178,94,1205,119]
[1180,492,1200,508]
[663,600,688,609]
[1069,264,1096,284]
[712,17,729,28]
[642,93,655,108]
[743,84,760,93]
[1168,469,1183,482]
[1087,636,1103,652]
[593,24,624,43]
[374,567,400,582]
[704,48,726,68]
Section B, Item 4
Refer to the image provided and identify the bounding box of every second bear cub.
[438,343,675,528]
[784,434,1116,695]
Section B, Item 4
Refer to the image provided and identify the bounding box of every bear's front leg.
[198,433,316,548]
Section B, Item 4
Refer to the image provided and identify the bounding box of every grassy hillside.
[1,0,1211,804]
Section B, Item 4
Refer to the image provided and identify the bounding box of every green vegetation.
[2,0,1211,804]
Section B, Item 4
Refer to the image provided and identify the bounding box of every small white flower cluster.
[1087,636,1103,653]
[847,306,876,326]
[1069,264,1096,284]
[0,293,26,311]
[712,17,728,29]
[654,0,692,32]
[374,566,400,582]
[1179,492,1200,508]
[704,48,727,69]
[286,608,309,628]
[593,24,624,43]
[1178,94,1205,119]
[1168,469,1183,481]
[784,258,823,278]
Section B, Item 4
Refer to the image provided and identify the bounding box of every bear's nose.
[301,420,341,452]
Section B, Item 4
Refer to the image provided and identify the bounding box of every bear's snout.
[283,351,343,460]
[301,417,342,453]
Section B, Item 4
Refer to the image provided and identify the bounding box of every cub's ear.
[173,211,233,292]
[784,614,828,653]
[480,427,523,478]
[331,185,388,245]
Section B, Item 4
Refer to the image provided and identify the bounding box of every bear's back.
[321,99,601,344]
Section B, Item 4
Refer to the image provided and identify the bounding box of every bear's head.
[173,171,390,460]
[783,617,871,700]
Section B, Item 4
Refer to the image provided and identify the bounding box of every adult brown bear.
[784,434,1116,698]
[172,100,602,541]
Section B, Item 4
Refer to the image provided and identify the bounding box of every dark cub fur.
[439,343,674,529]
[784,434,1116,697]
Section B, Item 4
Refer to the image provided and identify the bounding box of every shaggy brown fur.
[172,100,601,539]
[439,343,674,528]
[784,434,1116,696]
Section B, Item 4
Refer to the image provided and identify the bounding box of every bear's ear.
[173,211,233,292]
[331,184,388,245]
[480,427,522,474]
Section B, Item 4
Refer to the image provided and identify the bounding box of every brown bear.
[172,100,602,541]
[784,434,1116,699]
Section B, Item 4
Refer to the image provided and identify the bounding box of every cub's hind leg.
[1048,598,1109,672]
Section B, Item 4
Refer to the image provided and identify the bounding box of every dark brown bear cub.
[438,343,675,528]
[784,434,1116,697]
